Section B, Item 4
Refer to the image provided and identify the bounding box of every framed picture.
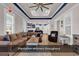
[32,24,35,28]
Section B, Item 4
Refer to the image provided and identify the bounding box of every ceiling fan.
[29,3,53,12]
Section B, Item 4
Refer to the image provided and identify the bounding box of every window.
[5,13,14,34]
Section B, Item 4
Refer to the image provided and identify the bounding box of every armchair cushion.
[51,34,56,37]
[48,31,58,42]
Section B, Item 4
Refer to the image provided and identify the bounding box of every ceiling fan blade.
[43,3,53,5]
[33,3,37,4]
[40,7,43,12]
[35,6,39,11]
[42,5,49,9]
[29,6,37,8]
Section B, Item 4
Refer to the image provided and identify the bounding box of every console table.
[59,35,70,45]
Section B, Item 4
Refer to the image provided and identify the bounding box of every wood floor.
[15,41,79,56]
[15,34,79,56]
[16,52,78,56]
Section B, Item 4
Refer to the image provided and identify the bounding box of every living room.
[0,3,79,56]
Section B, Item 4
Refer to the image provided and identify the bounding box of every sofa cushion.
[10,34,17,41]
[0,36,3,41]
[27,37,39,43]
[16,33,22,39]
[9,38,26,45]
[3,35,10,41]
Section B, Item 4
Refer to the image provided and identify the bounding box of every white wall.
[14,14,24,33]
[14,13,29,33]
[0,4,4,35]
[52,4,79,45]
[23,18,28,32]
[50,19,57,31]
[52,4,79,34]
[28,20,50,24]
[72,4,79,34]
[0,4,29,35]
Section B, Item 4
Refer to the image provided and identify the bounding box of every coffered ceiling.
[1,3,76,20]
[14,3,67,19]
